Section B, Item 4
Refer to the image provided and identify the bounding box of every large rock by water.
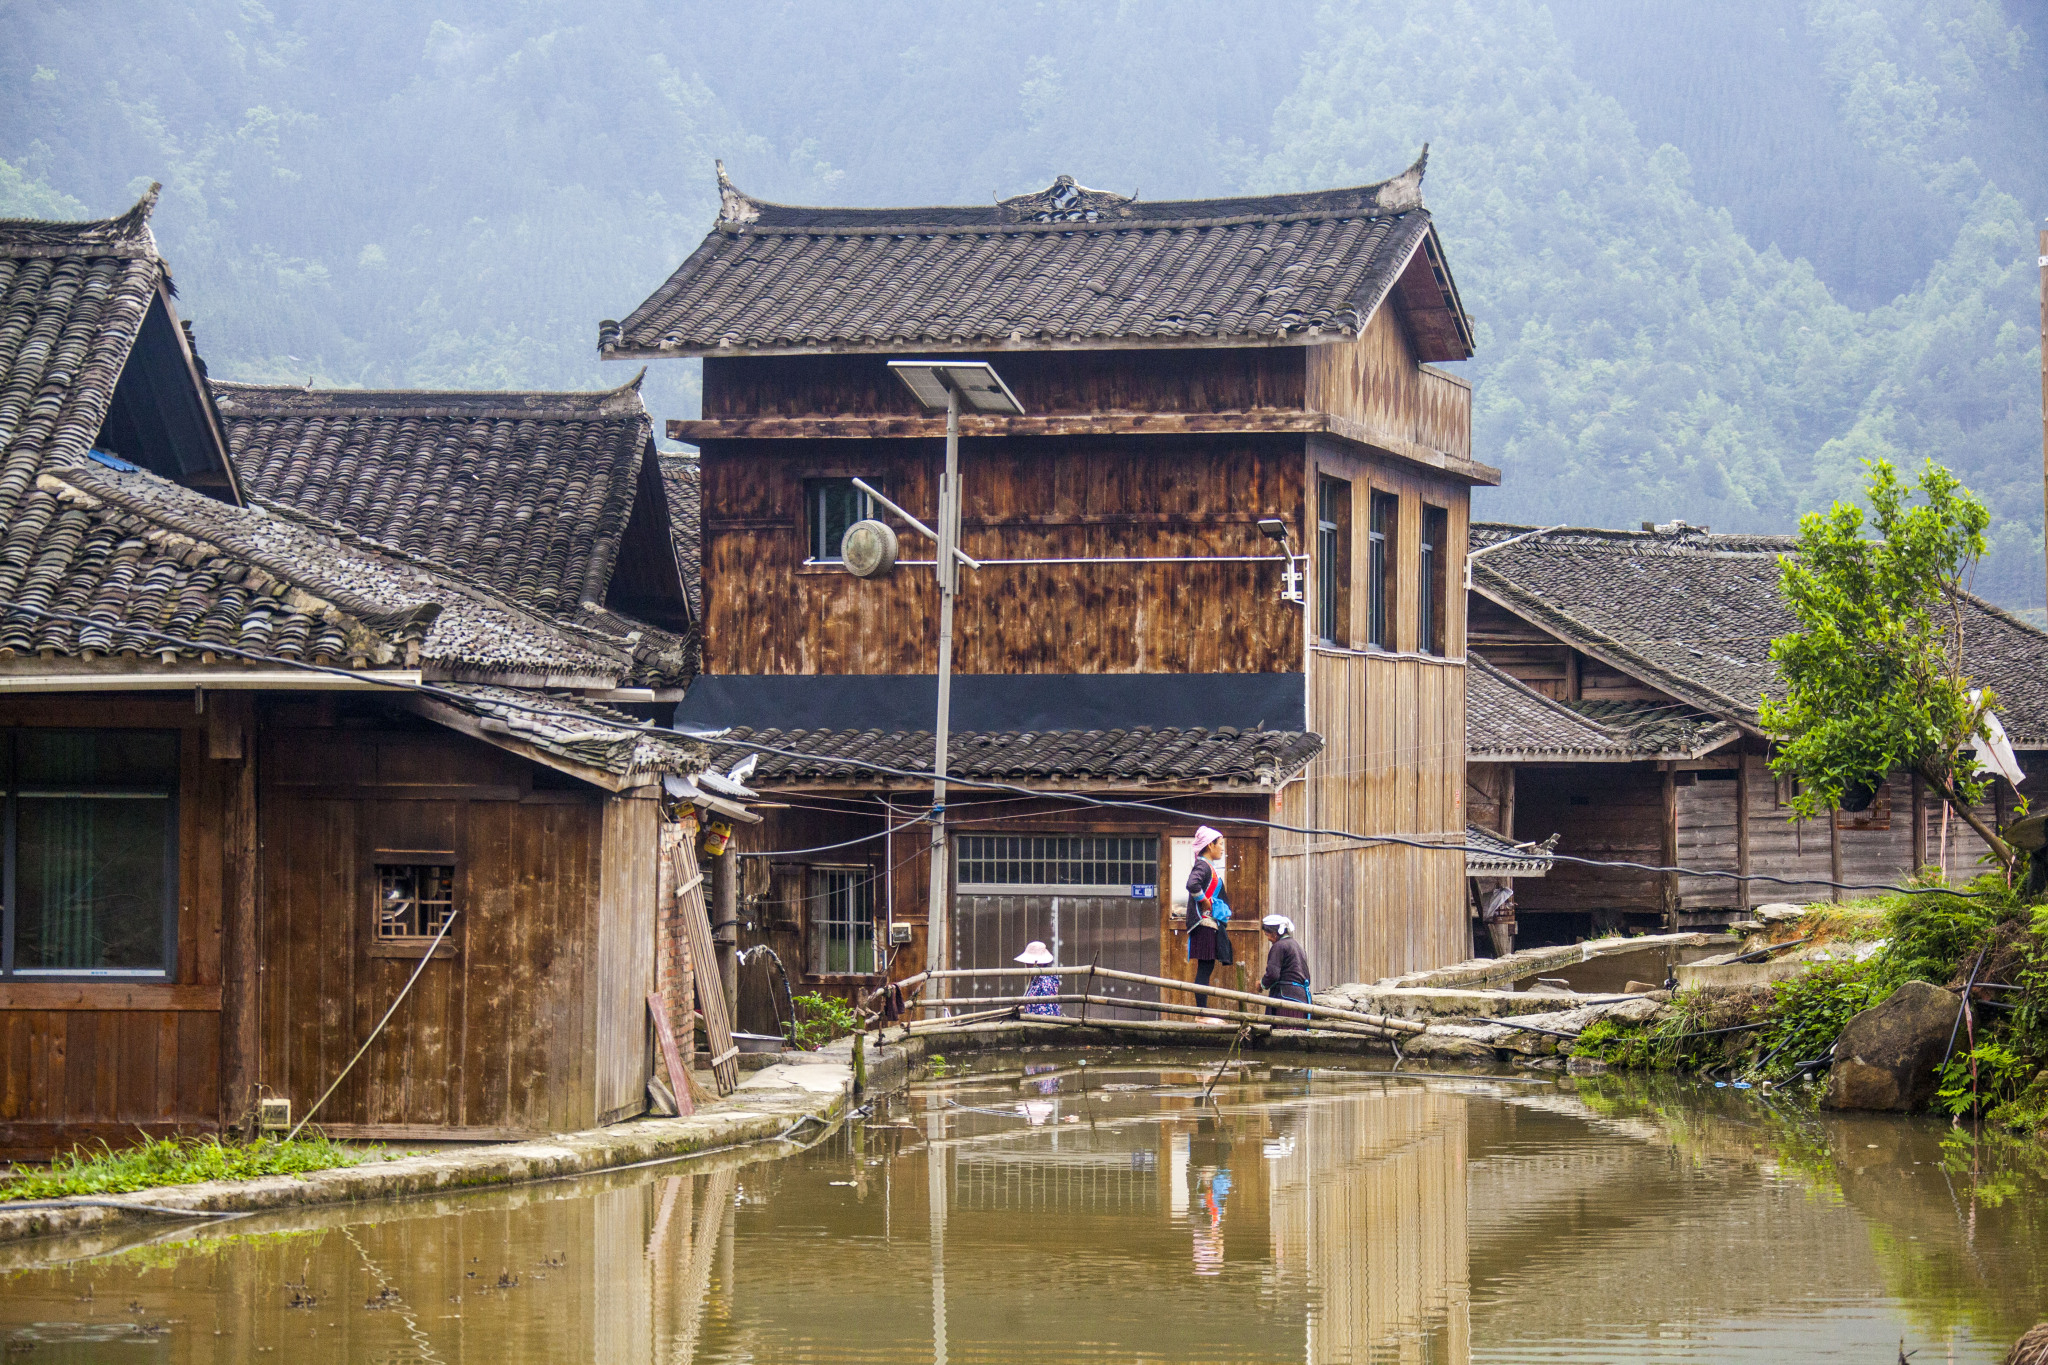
[1823,980,1960,1112]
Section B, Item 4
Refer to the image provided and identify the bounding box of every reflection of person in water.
[1187,1118,1233,1275]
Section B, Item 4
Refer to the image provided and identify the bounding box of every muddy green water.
[4,1051,2047,1363]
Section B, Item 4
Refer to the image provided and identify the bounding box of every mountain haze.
[3,0,2042,601]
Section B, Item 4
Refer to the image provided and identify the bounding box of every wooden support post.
[1734,752,1752,914]
[1660,765,1679,931]
[217,693,258,1135]
[712,844,739,1031]
[1912,774,1929,873]
[1829,811,1844,903]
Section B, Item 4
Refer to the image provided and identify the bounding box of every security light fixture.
[1257,518,1289,543]
[887,360,1026,416]
[1255,518,1305,605]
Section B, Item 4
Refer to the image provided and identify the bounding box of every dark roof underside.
[605,155,1472,360]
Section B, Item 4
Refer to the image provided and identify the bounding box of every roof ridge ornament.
[1373,146,1427,214]
[715,160,760,225]
[997,175,1136,224]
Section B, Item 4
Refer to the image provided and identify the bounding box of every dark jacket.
[1261,935,1310,992]
[1184,857,1232,963]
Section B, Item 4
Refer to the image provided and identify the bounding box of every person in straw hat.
[1015,941,1062,1016]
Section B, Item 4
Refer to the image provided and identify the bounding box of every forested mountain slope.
[2,0,2041,602]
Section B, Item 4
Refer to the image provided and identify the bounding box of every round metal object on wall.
[841,519,898,578]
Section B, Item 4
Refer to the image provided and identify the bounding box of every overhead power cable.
[2,601,1993,898]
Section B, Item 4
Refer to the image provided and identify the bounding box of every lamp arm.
[852,478,983,570]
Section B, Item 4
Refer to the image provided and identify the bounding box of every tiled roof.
[660,453,701,619]
[1464,825,1553,878]
[429,684,706,780]
[30,461,658,687]
[1466,655,1735,761]
[603,154,1472,360]
[0,191,164,530]
[1469,522,2048,746]
[700,725,1323,787]
[215,378,659,621]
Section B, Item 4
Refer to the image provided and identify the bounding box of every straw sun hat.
[1014,941,1055,965]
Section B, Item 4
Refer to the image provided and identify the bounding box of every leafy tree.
[1760,457,2013,870]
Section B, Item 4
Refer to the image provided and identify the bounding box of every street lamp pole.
[927,384,961,1001]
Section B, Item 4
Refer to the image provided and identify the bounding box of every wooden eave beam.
[401,692,631,793]
[671,411,1501,486]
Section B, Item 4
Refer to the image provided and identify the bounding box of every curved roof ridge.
[211,373,651,421]
[0,183,162,259]
[710,148,1430,233]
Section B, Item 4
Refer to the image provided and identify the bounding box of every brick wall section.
[655,818,698,1063]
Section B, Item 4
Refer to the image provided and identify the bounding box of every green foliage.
[0,1134,367,1201]
[785,992,860,1050]
[1878,875,2006,986]
[1760,457,1999,841]
[1,1,2040,601]
[1755,958,1888,1078]
[926,1054,950,1078]
[1935,1040,2034,1118]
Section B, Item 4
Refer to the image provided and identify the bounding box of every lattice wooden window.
[375,863,456,940]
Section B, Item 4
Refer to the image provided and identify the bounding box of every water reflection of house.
[1467,522,2048,934]
[1265,1087,1472,1363]
[609,152,1493,1014]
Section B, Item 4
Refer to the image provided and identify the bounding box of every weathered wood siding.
[1305,306,1472,461]
[258,721,609,1137]
[1511,766,1667,915]
[0,697,235,1158]
[1468,595,1666,703]
[701,434,1307,677]
[704,349,1307,420]
[594,795,658,1125]
[1289,442,1469,987]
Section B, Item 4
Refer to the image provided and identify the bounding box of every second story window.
[1368,490,1398,650]
[1420,504,1448,655]
[1316,476,1350,646]
[806,478,875,563]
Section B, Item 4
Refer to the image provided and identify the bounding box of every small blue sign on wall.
[1130,884,1157,899]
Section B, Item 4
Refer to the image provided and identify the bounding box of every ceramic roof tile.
[1466,654,1736,761]
[659,453,701,619]
[215,378,658,620]
[1470,522,2048,746]
[703,725,1322,787]
[604,156,1472,359]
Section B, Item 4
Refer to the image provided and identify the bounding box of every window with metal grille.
[1420,503,1448,655]
[376,864,455,940]
[956,836,1160,891]
[807,866,876,975]
[3,728,179,979]
[806,478,876,562]
[1368,491,1398,649]
[1316,476,1350,646]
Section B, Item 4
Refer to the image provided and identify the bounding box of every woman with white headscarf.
[1260,915,1310,1026]
[1182,826,1233,1010]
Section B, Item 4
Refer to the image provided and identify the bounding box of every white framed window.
[806,479,876,562]
[807,865,876,975]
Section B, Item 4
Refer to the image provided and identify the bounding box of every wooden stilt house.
[604,152,1494,1005]
[0,195,716,1156]
[1465,522,2048,935]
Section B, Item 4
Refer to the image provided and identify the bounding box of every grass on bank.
[1572,875,2048,1137]
[0,1133,369,1202]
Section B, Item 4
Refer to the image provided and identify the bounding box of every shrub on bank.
[0,1134,369,1201]
[1572,877,2048,1123]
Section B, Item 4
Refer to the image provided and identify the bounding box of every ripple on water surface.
[0,1052,2042,1363]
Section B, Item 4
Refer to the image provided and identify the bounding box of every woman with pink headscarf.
[1182,825,1233,1010]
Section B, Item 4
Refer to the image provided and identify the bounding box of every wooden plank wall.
[704,349,1307,420]
[700,434,1306,677]
[0,697,233,1157]
[594,795,658,1125]
[258,719,609,1137]
[1511,766,1667,915]
[1293,439,1469,988]
[1305,305,1472,461]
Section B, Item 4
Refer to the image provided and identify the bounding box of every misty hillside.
[3,0,2042,601]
